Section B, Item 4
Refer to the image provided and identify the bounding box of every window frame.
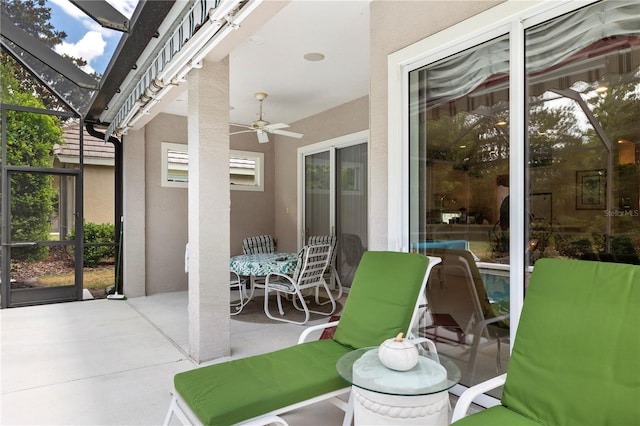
[160,142,265,191]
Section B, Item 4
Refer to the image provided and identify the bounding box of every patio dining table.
[230,252,298,304]
[230,252,298,277]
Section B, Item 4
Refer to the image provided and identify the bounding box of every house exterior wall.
[274,95,369,253]
[230,132,276,256]
[128,113,277,294]
[368,0,502,250]
[83,164,115,225]
[145,113,189,294]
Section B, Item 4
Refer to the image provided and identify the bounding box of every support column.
[187,57,231,362]
[122,128,146,298]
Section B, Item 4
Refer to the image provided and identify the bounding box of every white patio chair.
[263,243,335,325]
[308,234,343,300]
[242,234,276,254]
[229,270,247,315]
[241,235,276,290]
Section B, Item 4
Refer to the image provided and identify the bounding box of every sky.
[47,0,138,76]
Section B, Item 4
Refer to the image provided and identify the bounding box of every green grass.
[37,268,115,290]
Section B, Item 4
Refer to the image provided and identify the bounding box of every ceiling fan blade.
[230,123,253,129]
[257,129,269,143]
[230,129,257,136]
[271,129,304,139]
[265,122,290,131]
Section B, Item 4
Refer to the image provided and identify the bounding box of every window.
[161,143,264,191]
[524,1,640,266]
[408,34,510,263]
[391,0,639,399]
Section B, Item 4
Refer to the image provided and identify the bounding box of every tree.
[1,61,61,261]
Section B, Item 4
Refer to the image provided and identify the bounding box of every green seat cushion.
[453,406,542,426]
[174,339,352,426]
[502,259,640,425]
[333,251,430,349]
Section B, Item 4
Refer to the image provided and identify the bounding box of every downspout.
[86,123,124,295]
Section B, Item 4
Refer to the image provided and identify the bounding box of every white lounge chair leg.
[342,390,355,426]
[164,395,193,426]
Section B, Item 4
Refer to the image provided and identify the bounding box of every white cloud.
[106,0,138,19]
[49,0,137,74]
[51,0,137,20]
[49,0,86,20]
[54,31,107,75]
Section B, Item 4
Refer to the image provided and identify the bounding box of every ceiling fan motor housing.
[252,119,270,129]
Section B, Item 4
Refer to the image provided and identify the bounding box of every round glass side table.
[336,346,461,425]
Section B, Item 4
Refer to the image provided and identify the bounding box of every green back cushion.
[333,251,430,349]
[501,258,640,425]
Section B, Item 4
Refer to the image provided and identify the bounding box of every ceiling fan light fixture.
[304,52,325,62]
[254,92,268,101]
[230,92,304,143]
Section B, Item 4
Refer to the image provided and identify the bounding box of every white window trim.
[231,149,264,192]
[161,142,265,191]
[161,142,189,188]
[386,0,600,403]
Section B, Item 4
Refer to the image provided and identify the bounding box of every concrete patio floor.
[0,291,350,425]
[1,291,465,425]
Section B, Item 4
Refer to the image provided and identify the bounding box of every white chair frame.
[230,270,248,316]
[264,244,335,325]
[308,235,343,300]
[163,319,354,426]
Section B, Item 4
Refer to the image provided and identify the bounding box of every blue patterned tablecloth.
[230,252,297,276]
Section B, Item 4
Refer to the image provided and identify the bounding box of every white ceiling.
[162,0,370,130]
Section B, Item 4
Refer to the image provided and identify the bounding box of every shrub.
[70,222,116,267]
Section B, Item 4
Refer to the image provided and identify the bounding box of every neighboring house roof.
[54,123,115,166]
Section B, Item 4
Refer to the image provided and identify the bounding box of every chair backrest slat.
[242,235,275,255]
[295,244,331,286]
[308,235,338,266]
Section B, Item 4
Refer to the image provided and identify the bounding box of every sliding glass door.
[402,0,639,398]
[301,136,368,288]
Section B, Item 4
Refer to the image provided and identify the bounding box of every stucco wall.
[145,114,189,294]
[368,0,502,250]
[230,132,276,255]
[274,96,369,253]
[83,165,115,225]
[135,113,277,293]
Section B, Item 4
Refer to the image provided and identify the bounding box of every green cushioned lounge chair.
[164,251,441,426]
[452,258,640,425]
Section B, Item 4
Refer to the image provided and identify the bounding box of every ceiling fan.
[230,92,303,143]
